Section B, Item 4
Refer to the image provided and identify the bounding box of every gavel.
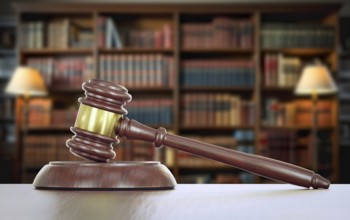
[34,79,330,190]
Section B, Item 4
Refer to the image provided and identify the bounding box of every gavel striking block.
[33,79,330,190]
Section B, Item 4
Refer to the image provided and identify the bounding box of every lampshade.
[295,63,337,95]
[5,66,47,96]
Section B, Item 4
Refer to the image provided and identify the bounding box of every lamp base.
[33,161,177,190]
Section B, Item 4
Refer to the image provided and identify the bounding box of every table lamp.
[295,61,337,171]
[5,66,47,182]
[5,66,47,97]
[5,66,47,126]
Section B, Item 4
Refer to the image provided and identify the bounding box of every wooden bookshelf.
[13,3,341,184]
[338,14,350,182]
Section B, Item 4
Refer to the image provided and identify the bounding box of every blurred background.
[0,0,350,184]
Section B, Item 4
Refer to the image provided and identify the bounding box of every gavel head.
[66,79,132,162]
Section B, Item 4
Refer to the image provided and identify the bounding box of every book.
[182,17,254,49]
[27,98,52,127]
[27,56,94,89]
[21,18,93,49]
[127,99,173,126]
[262,98,296,127]
[264,53,301,88]
[182,93,255,127]
[261,23,334,49]
[98,16,172,49]
[99,54,174,88]
[294,100,333,127]
[259,129,297,164]
[182,59,255,87]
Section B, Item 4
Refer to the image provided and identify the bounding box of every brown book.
[28,98,52,127]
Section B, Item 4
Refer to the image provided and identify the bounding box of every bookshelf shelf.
[180,86,254,92]
[181,48,254,54]
[262,48,334,56]
[49,88,82,93]
[262,87,295,92]
[0,118,15,122]
[99,48,173,54]
[21,48,93,55]
[178,164,237,170]
[0,49,15,55]
[128,87,173,93]
[262,125,335,130]
[24,125,71,132]
[180,126,254,131]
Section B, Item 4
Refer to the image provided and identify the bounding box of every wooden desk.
[0,184,349,220]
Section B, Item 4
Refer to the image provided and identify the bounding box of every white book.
[106,18,113,49]
[111,20,123,48]
[278,53,286,87]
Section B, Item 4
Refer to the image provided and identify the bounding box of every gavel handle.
[116,117,330,189]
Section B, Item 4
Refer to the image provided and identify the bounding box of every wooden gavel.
[65,79,329,189]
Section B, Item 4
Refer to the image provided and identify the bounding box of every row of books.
[51,108,78,127]
[0,124,15,143]
[295,100,333,127]
[263,98,296,127]
[119,140,158,162]
[263,53,301,87]
[259,130,301,165]
[263,99,333,127]
[182,94,255,127]
[234,129,255,155]
[314,131,332,166]
[233,130,255,143]
[0,97,15,119]
[99,54,174,88]
[20,21,44,49]
[27,56,94,89]
[126,25,173,49]
[27,98,78,127]
[261,129,331,169]
[261,24,334,49]
[340,102,350,114]
[127,99,173,126]
[182,17,254,49]
[181,60,255,87]
[339,59,350,75]
[24,135,79,168]
[340,123,350,143]
[98,16,173,49]
[0,27,15,49]
[20,19,93,49]
[0,56,16,78]
[298,131,332,168]
[27,99,52,127]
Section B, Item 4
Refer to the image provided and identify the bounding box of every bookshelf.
[338,16,350,183]
[13,3,341,184]
[0,16,16,183]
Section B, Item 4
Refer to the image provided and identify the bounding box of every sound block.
[33,161,177,190]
